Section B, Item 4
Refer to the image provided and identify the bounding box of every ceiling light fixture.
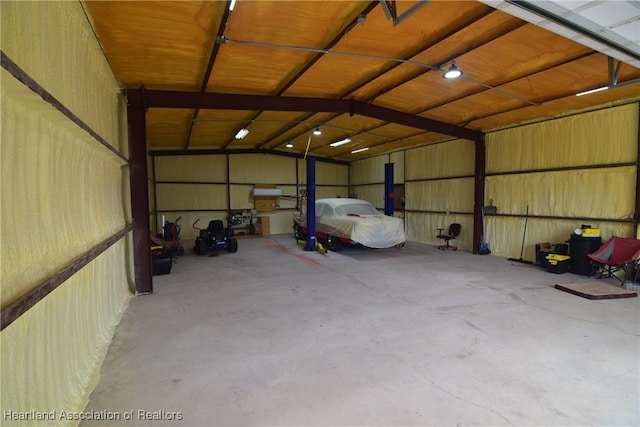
[330,138,351,147]
[351,147,369,154]
[442,62,463,79]
[313,126,322,135]
[234,128,249,139]
[575,86,608,97]
[285,140,293,148]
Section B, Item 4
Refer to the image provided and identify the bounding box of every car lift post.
[384,162,394,216]
[304,156,317,251]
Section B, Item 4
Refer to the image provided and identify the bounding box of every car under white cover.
[293,198,406,250]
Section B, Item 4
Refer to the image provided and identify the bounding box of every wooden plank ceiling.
[83,0,640,161]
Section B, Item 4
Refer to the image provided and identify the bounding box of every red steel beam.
[127,88,153,294]
[130,89,482,141]
[636,104,640,237]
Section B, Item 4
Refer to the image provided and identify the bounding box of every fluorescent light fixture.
[234,128,249,139]
[313,126,322,135]
[229,0,237,11]
[442,62,463,79]
[576,86,608,97]
[351,147,369,154]
[330,138,351,147]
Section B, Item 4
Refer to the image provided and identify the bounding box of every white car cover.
[295,198,406,249]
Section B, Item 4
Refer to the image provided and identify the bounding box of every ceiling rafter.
[219,1,379,150]
[260,6,501,151]
[183,0,232,150]
[272,43,596,157]
[83,1,640,160]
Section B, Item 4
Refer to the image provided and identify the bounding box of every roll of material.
[253,188,282,196]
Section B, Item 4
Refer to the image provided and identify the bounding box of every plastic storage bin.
[546,254,570,274]
[152,247,172,275]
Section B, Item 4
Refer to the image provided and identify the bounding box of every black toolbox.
[151,247,173,275]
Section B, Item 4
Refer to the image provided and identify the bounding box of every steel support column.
[635,104,640,238]
[305,157,317,251]
[127,89,153,294]
[473,133,486,254]
[384,163,394,216]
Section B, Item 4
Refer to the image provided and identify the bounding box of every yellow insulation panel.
[487,103,638,173]
[266,210,300,235]
[1,1,123,152]
[352,184,385,208]
[1,240,132,427]
[155,155,227,182]
[405,179,474,213]
[2,2,131,426]
[406,139,475,181]
[485,167,635,220]
[390,151,405,183]
[315,162,349,186]
[350,156,386,185]
[296,159,349,187]
[1,77,128,306]
[230,154,295,183]
[406,212,473,252]
[230,184,254,210]
[315,186,349,199]
[483,216,633,262]
[156,183,227,211]
[351,154,405,185]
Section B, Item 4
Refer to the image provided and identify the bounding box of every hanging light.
[442,62,463,79]
[330,138,351,147]
[234,128,249,139]
[351,147,369,154]
[313,126,322,135]
[285,140,293,148]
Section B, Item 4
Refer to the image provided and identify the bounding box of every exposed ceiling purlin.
[453,53,640,128]
[183,0,233,150]
[358,56,615,154]
[266,8,516,153]
[225,1,379,150]
[416,51,597,116]
[361,9,513,103]
[331,55,606,155]
[269,49,597,158]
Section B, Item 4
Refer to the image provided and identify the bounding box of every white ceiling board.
[480,0,640,69]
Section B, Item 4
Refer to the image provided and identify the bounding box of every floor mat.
[555,282,638,300]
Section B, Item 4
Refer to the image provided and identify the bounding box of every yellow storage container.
[581,228,601,237]
[545,254,570,273]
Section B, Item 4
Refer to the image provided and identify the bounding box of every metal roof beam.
[131,90,482,141]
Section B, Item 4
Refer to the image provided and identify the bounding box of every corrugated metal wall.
[1,2,132,425]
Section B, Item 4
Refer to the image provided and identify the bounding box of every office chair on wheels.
[437,223,461,251]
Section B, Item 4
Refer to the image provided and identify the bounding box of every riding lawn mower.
[193,219,238,255]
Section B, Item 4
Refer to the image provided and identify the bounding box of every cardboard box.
[255,197,277,211]
[260,216,270,236]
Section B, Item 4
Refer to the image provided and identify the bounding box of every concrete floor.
[83,235,639,426]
